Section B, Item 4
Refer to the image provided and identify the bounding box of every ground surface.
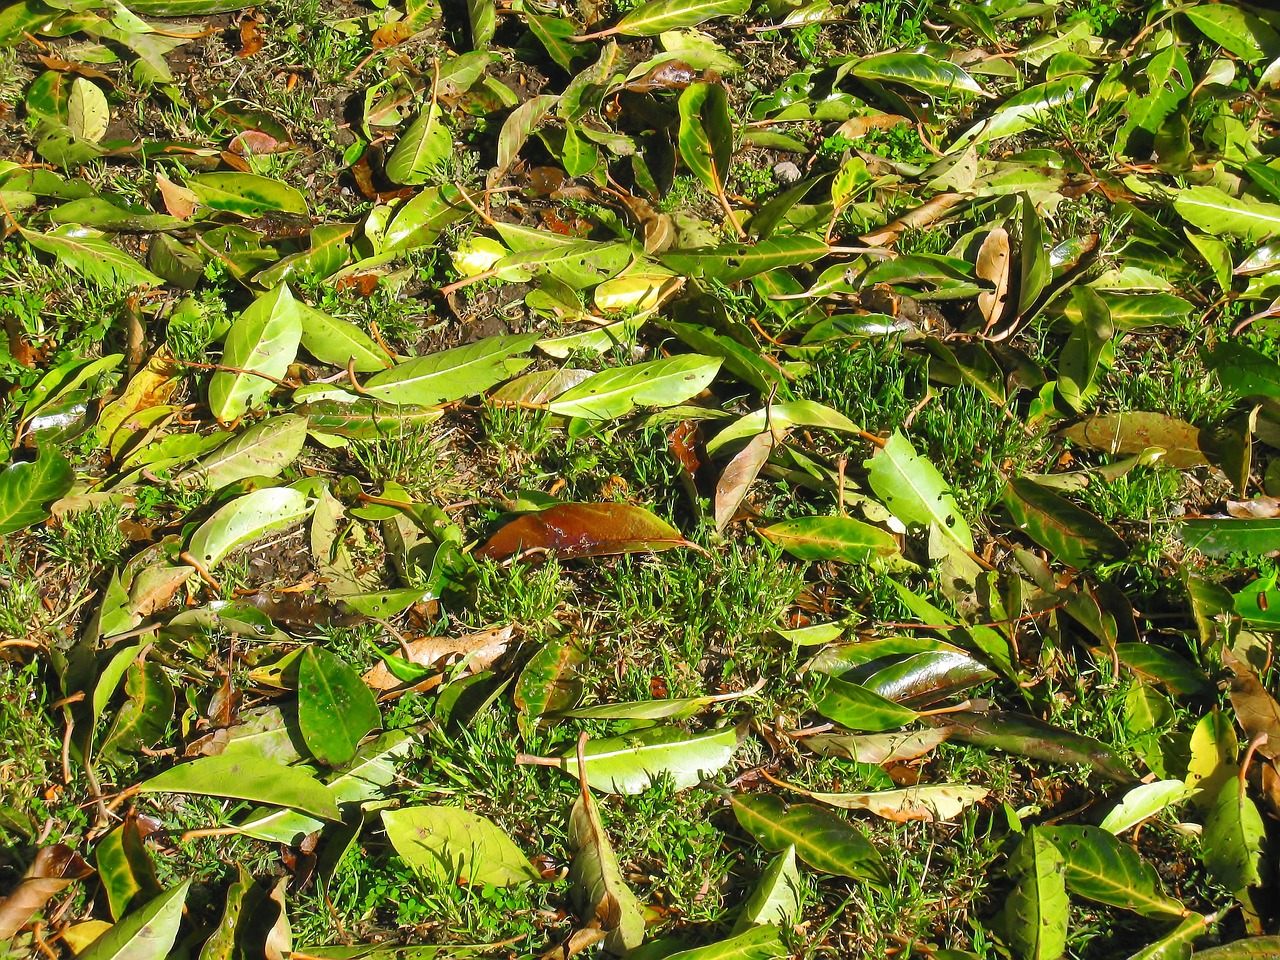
[2,0,1280,958]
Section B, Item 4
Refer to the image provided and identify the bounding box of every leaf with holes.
[298,646,381,767]
[995,828,1069,960]
[1043,825,1185,917]
[866,431,972,551]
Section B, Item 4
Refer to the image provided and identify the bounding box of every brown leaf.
[229,129,290,156]
[474,503,692,561]
[1224,647,1280,760]
[0,845,94,940]
[975,226,1010,328]
[362,625,513,692]
[1058,412,1209,470]
[372,22,416,47]
[155,170,198,220]
[860,192,967,247]
[237,14,265,57]
[713,430,777,531]
[625,59,700,94]
[36,55,115,84]
[1227,496,1280,519]
[832,113,908,140]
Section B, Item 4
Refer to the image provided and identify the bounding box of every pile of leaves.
[3,0,1280,955]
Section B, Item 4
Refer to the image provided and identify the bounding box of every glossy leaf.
[22,227,163,287]
[208,284,303,424]
[867,431,973,551]
[732,846,801,933]
[546,355,722,420]
[1203,775,1265,895]
[139,752,340,820]
[1043,825,1184,917]
[611,0,750,37]
[815,676,920,732]
[677,82,732,195]
[186,486,314,570]
[1002,477,1127,568]
[78,882,190,960]
[663,927,787,960]
[476,502,690,561]
[1174,185,1280,243]
[660,236,830,284]
[538,723,744,794]
[731,793,888,883]
[940,711,1134,782]
[996,828,1069,960]
[298,646,381,767]
[758,516,900,564]
[707,401,859,455]
[187,172,308,217]
[848,52,983,99]
[296,303,393,373]
[362,333,537,406]
[177,414,308,490]
[1179,519,1280,557]
[0,444,73,536]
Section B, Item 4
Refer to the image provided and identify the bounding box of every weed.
[39,503,130,567]
[473,558,571,626]
[348,422,453,498]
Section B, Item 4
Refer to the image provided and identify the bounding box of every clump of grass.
[39,503,129,567]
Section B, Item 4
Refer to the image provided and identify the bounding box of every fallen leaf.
[362,625,513,691]
[475,503,693,561]
[976,226,1010,328]
[0,845,93,940]
[1223,647,1280,760]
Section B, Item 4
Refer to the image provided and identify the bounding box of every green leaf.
[567,760,645,953]
[1042,825,1185,917]
[78,882,190,960]
[1098,780,1194,835]
[1203,775,1265,894]
[1206,342,1280,400]
[187,172,308,217]
[298,647,381,767]
[0,444,73,536]
[1057,287,1112,413]
[140,751,340,820]
[866,431,973,551]
[237,729,414,843]
[528,14,585,70]
[186,486,315,570]
[847,52,983,99]
[94,819,161,921]
[295,304,392,373]
[952,76,1091,149]
[677,82,733,195]
[546,355,722,420]
[99,660,175,760]
[1002,477,1127,568]
[732,845,801,933]
[706,400,860,455]
[1182,5,1280,63]
[660,236,830,284]
[815,676,920,732]
[1195,936,1280,959]
[362,333,538,406]
[382,806,541,886]
[198,864,253,960]
[731,793,888,883]
[758,516,900,564]
[1173,185,1280,243]
[467,0,495,47]
[495,95,558,179]
[386,99,451,186]
[941,711,1134,782]
[611,0,750,36]
[208,284,303,424]
[515,638,585,733]
[127,0,249,13]
[66,78,108,143]
[48,198,185,233]
[663,927,787,960]
[21,227,163,287]
[996,828,1069,960]
[1123,914,1209,960]
[1018,193,1051,317]
[541,723,744,794]
[177,414,308,490]
[1179,519,1280,557]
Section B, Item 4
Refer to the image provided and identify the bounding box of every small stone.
[773,161,802,184]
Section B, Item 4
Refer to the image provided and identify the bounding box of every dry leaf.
[714,430,778,531]
[860,192,967,247]
[976,226,1010,329]
[363,625,513,692]
[833,113,908,139]
[155,171,198,220]
[1224,647,1280,761]
[1226,496,1280,519]
[0,845,93,940]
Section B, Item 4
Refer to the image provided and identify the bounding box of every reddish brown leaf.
[36,56,115,84]
[713,430,777,531]
[0,845,93,940]
[976,226,1010,328]
[625,59,700,93]
[474,503,692,561]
